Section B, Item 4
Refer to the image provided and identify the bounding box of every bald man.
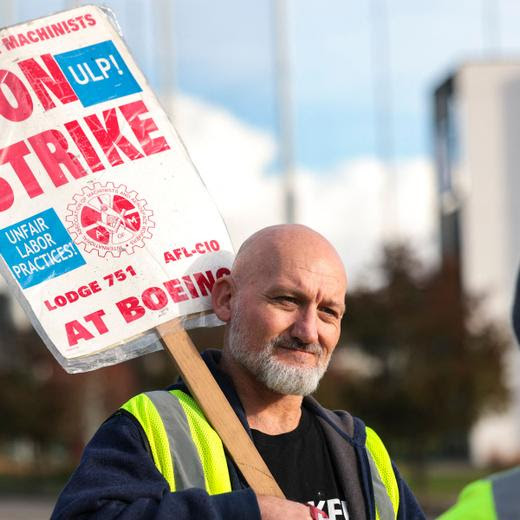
[52,225,424,520]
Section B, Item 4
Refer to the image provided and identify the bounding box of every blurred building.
[434,62,520,465]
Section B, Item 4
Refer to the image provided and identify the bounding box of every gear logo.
[66,181,154,257]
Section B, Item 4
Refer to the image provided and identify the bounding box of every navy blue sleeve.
[392,463,426,520]
[51,413,260,520]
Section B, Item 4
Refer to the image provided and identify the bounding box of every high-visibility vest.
[437,467,520,520]
[122,390,400,520]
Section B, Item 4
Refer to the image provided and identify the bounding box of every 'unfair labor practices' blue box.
[54,40,142,107]
[0,209,86,289]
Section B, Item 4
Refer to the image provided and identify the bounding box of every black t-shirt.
[252,407,349,519]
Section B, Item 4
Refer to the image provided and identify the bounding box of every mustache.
[271,336,322,356]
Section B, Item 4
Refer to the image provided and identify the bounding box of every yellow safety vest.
[122,390,399,520]
[437,467,520,520]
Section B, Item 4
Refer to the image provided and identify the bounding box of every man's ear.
[211,275,234,322]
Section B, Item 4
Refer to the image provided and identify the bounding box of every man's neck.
[220,352,304,435]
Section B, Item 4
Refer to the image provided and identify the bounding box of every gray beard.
[226,311,330,396]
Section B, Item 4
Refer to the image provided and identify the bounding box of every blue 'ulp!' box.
[54,40,142,107]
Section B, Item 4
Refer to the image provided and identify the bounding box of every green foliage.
[319,243,509,460]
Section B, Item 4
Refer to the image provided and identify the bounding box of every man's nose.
[291,307,319,345]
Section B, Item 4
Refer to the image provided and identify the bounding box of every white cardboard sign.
[0,6,234,373]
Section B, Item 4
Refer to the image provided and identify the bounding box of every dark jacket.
[52,350,425,519]
[512,269,520,343]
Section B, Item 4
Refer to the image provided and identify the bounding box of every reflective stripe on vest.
[121,390,231,495]
[122,390,399,519]
[492,467,520,519]
[365,426,399,520]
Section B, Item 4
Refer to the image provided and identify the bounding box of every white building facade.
[435,62,520,465]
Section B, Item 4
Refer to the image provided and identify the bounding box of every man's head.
[212,224,347,396]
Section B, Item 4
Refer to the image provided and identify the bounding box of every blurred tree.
[0,290,216,475]
[318,243,509,478]
[0,323,177,472]
[0,326,70,470]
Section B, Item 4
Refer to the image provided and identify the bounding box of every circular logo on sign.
[66,181,154,257]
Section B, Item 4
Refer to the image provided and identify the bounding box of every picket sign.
[158,321,285,498]
[0,5,283,498]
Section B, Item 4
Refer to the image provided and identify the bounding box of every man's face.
[226,246,346,395]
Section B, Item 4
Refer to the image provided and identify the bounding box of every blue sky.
[152,1,520,169]
[150,0,520,169]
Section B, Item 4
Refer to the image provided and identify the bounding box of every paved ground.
[0,497,54,520]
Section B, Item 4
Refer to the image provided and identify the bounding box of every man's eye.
[320,307,339,319]
[274,296,298,304]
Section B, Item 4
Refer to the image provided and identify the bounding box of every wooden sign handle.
[157,321,284,498]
